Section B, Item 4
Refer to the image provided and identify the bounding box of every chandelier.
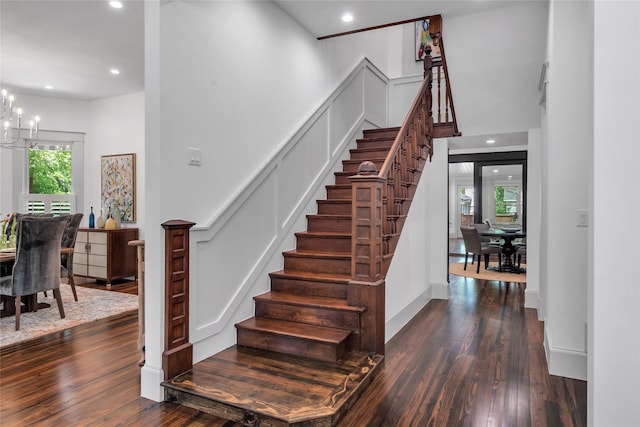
[1,89,41,149]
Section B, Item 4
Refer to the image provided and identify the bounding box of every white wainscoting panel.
[189,59,390,358]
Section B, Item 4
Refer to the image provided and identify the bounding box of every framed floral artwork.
[415,19,441,61]
[101,153,136,222]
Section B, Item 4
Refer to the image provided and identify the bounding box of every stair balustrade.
[348,46,438,355]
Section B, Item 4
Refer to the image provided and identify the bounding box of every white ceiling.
[1,0,144,100]
[1,0,530,150]
[272,0,515,39]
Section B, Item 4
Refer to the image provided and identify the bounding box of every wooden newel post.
[348,161,386,355]
[162,219,195,380]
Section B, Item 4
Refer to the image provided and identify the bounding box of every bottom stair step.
[236,317,352,362]
[163,345,384,427]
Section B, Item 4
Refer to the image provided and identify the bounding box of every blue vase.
[89,206,95,228]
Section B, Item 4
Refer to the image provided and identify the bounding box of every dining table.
[479,228,526,273]
[0,247,74,317]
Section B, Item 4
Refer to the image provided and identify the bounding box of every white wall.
[525,128,541,310]
[590,2,640,426]
[541,0,591,380]
[86,92,145,233]
[445,2,548,136]
[386,138,450,340]
[0,93,89,215]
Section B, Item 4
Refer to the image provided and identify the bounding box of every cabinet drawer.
[88,254,107,268]
[88,265,107,278]
[88,243,107,256]
[74,241,88,255]
[73,262,88,276]
[76,231,88,243]
[89,232,107,245]
[74,253,88,265]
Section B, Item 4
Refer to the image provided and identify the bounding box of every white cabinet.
[73,228,139,287]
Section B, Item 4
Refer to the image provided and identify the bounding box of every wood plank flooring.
[0,273,586,426]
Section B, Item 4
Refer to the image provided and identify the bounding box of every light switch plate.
[576,209,588,227]
[188,147,201,166]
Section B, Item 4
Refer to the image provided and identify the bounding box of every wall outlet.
[188,147,201,166]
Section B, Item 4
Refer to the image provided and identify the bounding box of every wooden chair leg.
[14,296,21,331]
[476,255,481,274]
[498,254,502,272]
[53,288,65,319]
[464,253,469,270]
[68,273,78,302]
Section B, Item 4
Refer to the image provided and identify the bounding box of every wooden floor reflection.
[0,274,586,426]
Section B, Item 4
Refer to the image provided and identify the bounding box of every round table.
[480,229,526,273]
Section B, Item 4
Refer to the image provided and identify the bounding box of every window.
[18,130,84,214]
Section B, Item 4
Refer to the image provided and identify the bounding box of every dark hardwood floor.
[0,271,586,426]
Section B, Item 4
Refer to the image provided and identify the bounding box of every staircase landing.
[163,345,384,426]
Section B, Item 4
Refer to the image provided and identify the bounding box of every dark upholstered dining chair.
[60,213,83,301]
[0,215,69,330]
[460,226,502,274]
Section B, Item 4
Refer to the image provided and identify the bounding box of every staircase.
[163,36,455,425]
[235,127,398,363]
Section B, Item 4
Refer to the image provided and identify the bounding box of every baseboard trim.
[524,289,538,309]
[431,281,451,300]
[385,286,433,342]
[141,364,166,402]
[544,325,587,381]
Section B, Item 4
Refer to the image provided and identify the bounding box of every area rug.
[0,284,138,348]
[449,262,527,283]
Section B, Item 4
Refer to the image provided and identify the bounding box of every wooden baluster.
[437,65,442,124]
[128,239,145,366]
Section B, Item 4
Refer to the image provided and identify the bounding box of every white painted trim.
[140,364,165,402]
[385,286,432,342]
[524,289,538,309]
[430,282,451,300]
[544,324,587,381]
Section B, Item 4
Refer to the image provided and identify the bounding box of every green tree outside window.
[29,149,72,194]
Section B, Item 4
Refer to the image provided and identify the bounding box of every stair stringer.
[185,59,391,362]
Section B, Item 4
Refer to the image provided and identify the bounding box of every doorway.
[448,151,527,254]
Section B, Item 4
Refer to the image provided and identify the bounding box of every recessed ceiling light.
[508,175,513,180]
[44,85,54,90]
[486,139,495,144]
[109,1,123,9]
[342,13,354,23]
[110,68,120,75]
[493,169,499,173]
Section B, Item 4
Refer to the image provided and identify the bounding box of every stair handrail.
[378,46,435,265]
[433,33,461,137]
[379,47,434,178]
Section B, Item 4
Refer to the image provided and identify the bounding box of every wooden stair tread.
[269,269,351,282]
[283,249,350,259]
[317,198,352,203]
[163,346,384,425]
[307,213,351,219]
[255,291,365,312]
[236,317,352,344]
[295,230,350,237]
